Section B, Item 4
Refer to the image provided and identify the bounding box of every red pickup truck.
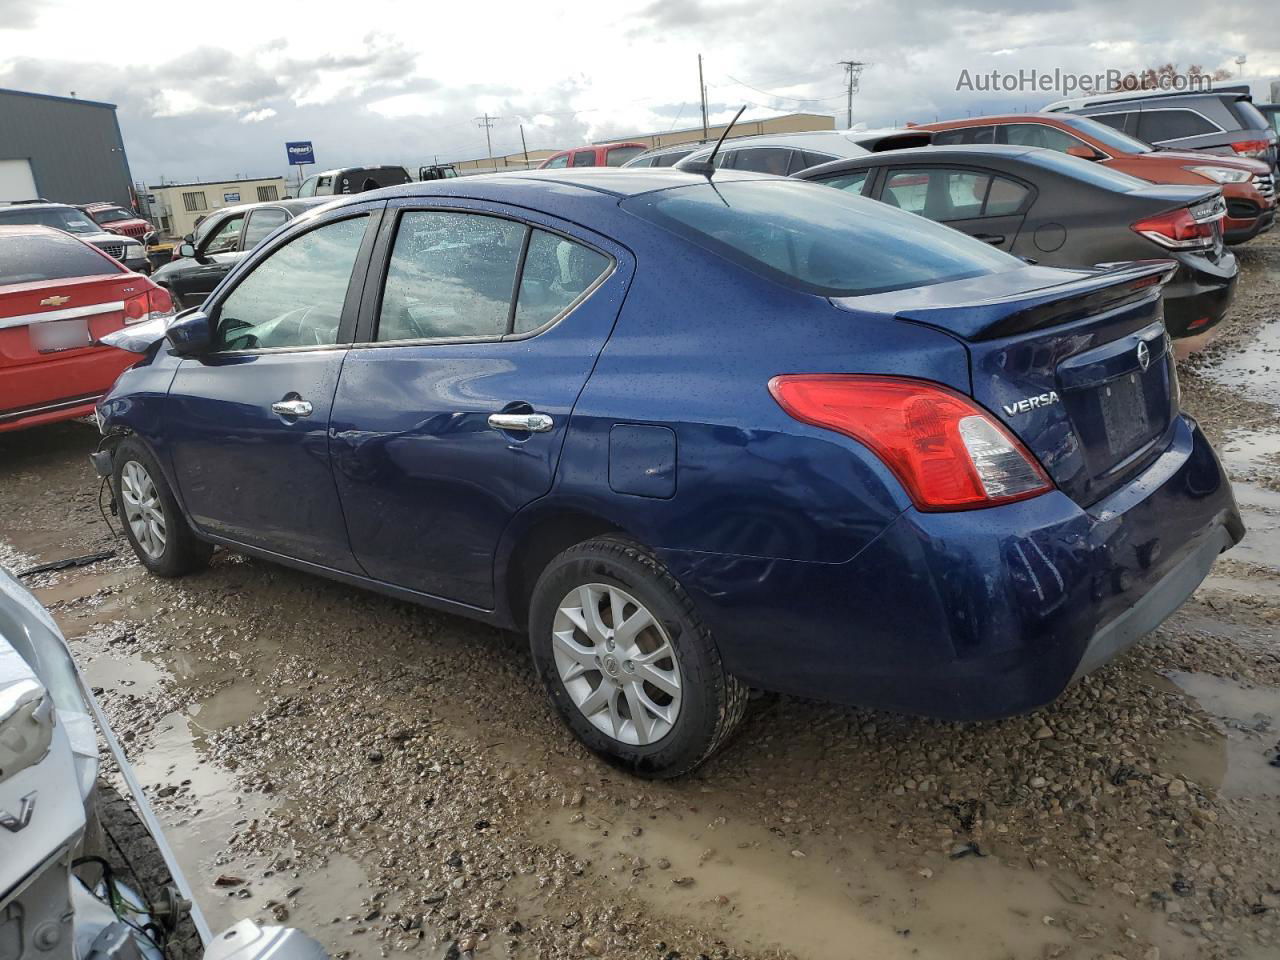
[537,142,649,169]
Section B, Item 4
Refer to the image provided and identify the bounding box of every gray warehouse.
[0,87,135,208]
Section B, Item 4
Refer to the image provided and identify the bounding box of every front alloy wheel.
[120,460,166,559]
[552,583,682,746]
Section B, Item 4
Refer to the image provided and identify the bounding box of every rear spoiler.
[895,261,1178,341]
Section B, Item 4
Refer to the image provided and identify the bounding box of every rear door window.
[816,170,870,195]
[571,151,597,167]
[931,125,995,145]
[729,148,795,176]
[1137,109,1220,142]
[795,150,839,173]
[376,212,524,341]
[1089,112,1132,134]
[513,230,612,334]
[883,168,991,220]
[0,232,120,285]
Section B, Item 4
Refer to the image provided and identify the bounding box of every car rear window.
[1020,150,1150,190]
[1227,99,1271,132]
[621,179,1019,297]
[0,232,121,285]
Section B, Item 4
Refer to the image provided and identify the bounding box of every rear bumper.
[1223,205,1276,245]
[661,414,1242,720]
[1162,252,1238,339]
[0,348,137,433]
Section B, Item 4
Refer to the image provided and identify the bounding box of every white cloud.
[240,108,277,123]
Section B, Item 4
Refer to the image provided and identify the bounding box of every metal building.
[0,87,135,208]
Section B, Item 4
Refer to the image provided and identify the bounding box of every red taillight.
[122,287,175,326]
[1230,139,1270,158]
[1187,315,1212,331]
[768,375,1053,511]
[1131,208,1215,250]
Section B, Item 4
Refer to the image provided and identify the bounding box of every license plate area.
[29,318,91,353]
[1099,371,1150,457]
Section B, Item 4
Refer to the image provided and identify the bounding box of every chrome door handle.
[271,399,313,418]
[487,412,553,433]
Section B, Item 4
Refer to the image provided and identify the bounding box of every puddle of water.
[537,804,1182,960]
[1214,427,1280,573]
[1202,320,1280,406]
[1167,671,1280,800]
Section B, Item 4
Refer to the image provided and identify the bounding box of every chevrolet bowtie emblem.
[40,295,71,306]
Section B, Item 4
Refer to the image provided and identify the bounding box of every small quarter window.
[513,230,611,334]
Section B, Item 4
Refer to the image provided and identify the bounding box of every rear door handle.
[973,233,1006,245]
[271,399,313,418]
[487,412,553,433]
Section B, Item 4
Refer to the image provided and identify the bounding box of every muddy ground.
[3,232,1279,960]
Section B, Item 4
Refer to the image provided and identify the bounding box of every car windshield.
[91,207,133,223]
[621,179,1019,297]
[1056,114,1153,154]
[0,207,100,234]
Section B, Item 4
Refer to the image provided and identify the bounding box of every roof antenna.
[682,104,747,176]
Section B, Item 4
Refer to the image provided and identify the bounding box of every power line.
[838,60,868,127]
[474,113,500,169]
[723,74,846,103]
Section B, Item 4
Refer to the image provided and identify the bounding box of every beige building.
[452,149,557,174]
[604,112,836,151]
[145,176,288,239]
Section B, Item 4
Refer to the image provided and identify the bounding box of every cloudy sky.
[1,0,1275,186]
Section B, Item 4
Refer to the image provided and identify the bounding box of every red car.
[916,113,1275,244]
[82,202,155,241]
[0,225,172,432]
[537,142,649,169]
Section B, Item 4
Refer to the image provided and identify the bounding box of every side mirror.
[178,242,196,259]
[166,310,212,355]
[1066,145,1105,161]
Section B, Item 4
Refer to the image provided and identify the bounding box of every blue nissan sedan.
[95,169,1243,777]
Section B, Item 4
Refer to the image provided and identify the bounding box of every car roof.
[348,167,769,203]
[681,129,872,160]
[212,196,332,217]
[795,143,1040,177]
[0,201,77,212]
[1044,88,1244,112]
[922,114,1077,127]
[0,223,64,237]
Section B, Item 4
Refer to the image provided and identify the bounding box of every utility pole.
[520,123,530,167]
[475,113,499,170]
[838,60,866,128]
[698,54,709,140]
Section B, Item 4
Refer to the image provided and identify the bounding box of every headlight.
[1185,165,1251,184]
[124,242,144,258]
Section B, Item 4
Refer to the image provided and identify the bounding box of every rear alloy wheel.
[112,437,212,577]
[529,537,747,778]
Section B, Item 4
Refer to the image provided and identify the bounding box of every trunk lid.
[835,261,1180,506]
[0,274,141,371]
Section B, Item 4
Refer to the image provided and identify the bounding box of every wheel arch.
[498,504,632,631]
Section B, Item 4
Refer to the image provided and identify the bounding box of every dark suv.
[1045,89,1278,172]
[297,165,413,197]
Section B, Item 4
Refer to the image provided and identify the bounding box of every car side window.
[818,170,870,195]
[731,148,794,176]
[241,208,289,249]
[984,177,1031,215]
[883,168,992,220]
[297,177,317,198]
[376,211,525,342]
[1089,112,1131,134]
[544,154,570,169]
[1137,109,1220,142]
[796,151,839,172]
[513,230,611,334]
[211,215,367,352]
[931,126,995,146]
[998,123,1081,152]
[202,214,246,254]
[571,151,596,167]
[314,175,335,196]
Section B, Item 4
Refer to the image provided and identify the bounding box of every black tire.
[528,536,747,778]
[85,780,201,960]
[112,437,212,577]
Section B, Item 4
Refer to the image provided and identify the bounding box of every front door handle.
[487,412,553,433]
[272,399,313,418]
